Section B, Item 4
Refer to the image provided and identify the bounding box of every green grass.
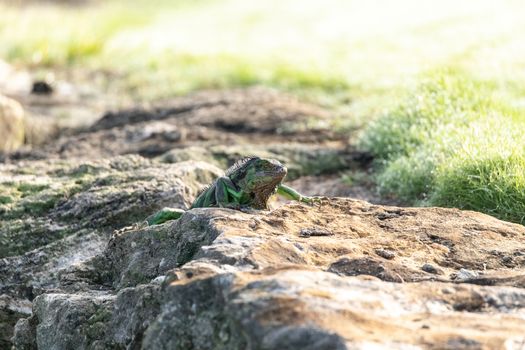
[359,70,525,224]
[115,53,354,100]
[432,154,525,223]
[6,0,523,103]
[1,3,141,65]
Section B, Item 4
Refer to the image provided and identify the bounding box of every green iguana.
[146,156,318,225]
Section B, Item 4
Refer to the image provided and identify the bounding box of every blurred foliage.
[2,0,525,222]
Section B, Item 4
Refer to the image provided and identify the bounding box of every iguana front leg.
[276,184,320,204]
[215,176,243,209]
[148,177,242,225]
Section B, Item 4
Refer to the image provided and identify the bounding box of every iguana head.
[227,156,287,208]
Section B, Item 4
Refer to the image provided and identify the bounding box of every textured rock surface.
[4,87,525,349]
[11,199,525,349]
[0,94,25,152]
[0,156,221,258]
[0,157,221,348]
[2,87,366,348]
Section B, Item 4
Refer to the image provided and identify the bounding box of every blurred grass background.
[1,0,525,222]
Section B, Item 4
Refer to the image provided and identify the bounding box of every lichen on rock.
[0,156,222,347]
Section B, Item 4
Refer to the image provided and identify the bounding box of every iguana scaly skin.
[146,157,317,225]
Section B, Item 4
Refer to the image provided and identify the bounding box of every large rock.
[12,199,525,349]
[0,94,25,152]
[0,156,222,347]
[90,87,330,135]
[146,268,525,350]
[0,155,221,258]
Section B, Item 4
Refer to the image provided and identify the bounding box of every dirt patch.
[7,87,340,159]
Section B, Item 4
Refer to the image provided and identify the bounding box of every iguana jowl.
[147,156,317,225]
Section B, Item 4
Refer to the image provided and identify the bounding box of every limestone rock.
[101,209,224,289]
[0,295,31,350]
[90,87,330,135]
[0,156,221,258]
[146,267,525,350]
[0,156,222,346]
[0,94,25,152]
[12,198,525,349]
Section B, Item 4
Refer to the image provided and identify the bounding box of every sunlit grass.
[432,137,525,223]
[1,2,146,65]
[3,0,524,100]
[360,70,525,223]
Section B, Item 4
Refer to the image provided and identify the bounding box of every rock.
[11,198,525,349]
[0,94,25,152]
[0,156,222,346]
[421,263,443,275]
[146,268,525,350]
[0,156,221,258]
[453,268,480,281]
[90,87,330,135]
[0,295,31,350]
[299,227,333,237]
[375,248,395,260]
[102,209,226,289]
[31,293,114,350]
[31,81,54,95]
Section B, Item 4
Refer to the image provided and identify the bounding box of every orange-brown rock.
[13,198,525,349]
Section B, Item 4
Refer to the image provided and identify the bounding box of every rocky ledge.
[11,197,525,349]
[2,88,524,349]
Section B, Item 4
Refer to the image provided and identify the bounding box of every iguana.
[146,156,318,225]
